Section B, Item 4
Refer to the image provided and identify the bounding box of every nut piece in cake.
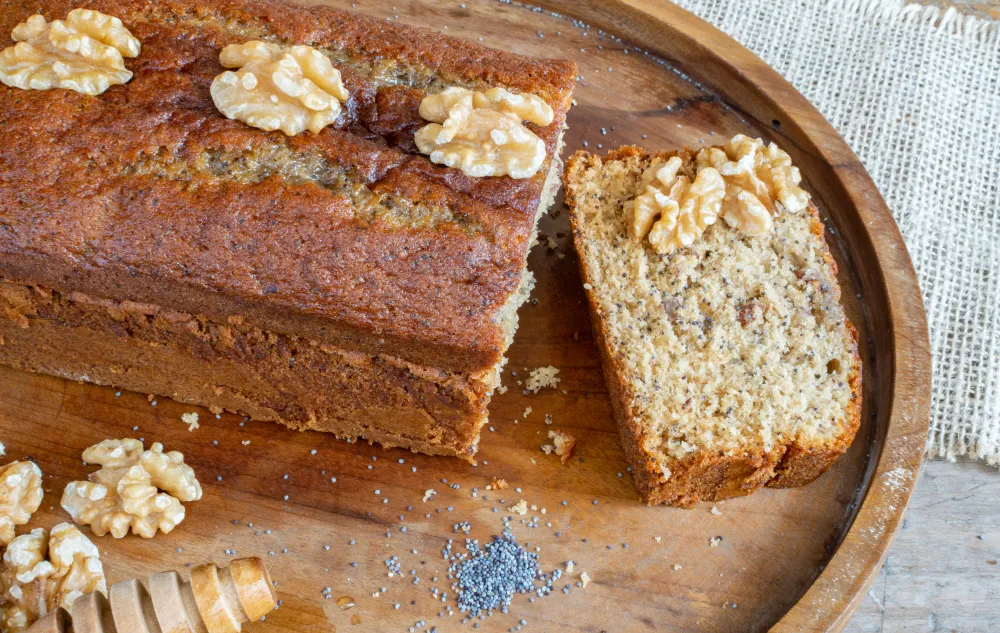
[625,156,725,254]
[0,10,139,95]
[696,134,810,235]
[0,523,106,632]
[211,41,350,136]
[61,439,202,538]
[415,86,551,179]
[0,461,43,546]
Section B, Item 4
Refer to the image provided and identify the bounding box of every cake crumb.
[654,536,662,543]
[672,564,682,571]
[710,536,722,547]
[0,442,5,457]
[423,489,437,503]
[496,385,508,395]
[525,366,560,394]
[565,560,575,574]
[580,571,591,588]
[523,407,532,419]
[546,236,558,250]
[181,412,200,432]
[508,499,528,515]
[241,440,251,446]
[486,477,508,491]
[542,430,577,465]
[710,506,722,516]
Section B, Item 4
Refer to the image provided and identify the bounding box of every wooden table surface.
[844,457,1000,632]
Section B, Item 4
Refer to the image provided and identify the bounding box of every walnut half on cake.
[564,143,862,507]
[0,0,576,461]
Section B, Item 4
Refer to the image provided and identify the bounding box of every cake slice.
[0,0,575,460]
[564,142,861,506]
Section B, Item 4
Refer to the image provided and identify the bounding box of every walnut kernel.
[626,156,725,254]
[0,10,140,96]
[415,86,550,179]
[696,134,810,235]
[418,86,553,127]
[0,524,106,632]
[211,41,349,136]
[61,439,201,539]
[0,461,43,546]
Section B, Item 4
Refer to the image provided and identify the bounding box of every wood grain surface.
[0,1,931,632]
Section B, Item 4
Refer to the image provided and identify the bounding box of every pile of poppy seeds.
[441,527,567,623]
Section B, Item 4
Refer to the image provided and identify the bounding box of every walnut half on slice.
[626,156,725,254]
[0,9,140,96]
[627,136,812,252]
[61,439,201,539]
[696,134,811,235]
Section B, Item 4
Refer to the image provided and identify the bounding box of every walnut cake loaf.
[564,142,862,506]
[0,0,576,460]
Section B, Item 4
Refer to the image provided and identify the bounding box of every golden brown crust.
[565,146,863,508]
[0,0,576,374]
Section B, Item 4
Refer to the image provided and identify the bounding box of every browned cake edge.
[564,146,863,507]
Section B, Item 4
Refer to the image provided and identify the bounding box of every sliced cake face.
[0,0,576,375]
[566,146,861,506]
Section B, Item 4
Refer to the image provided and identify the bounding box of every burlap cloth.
[670,0,1000,464]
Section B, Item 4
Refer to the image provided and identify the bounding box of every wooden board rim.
[529,1,933,630]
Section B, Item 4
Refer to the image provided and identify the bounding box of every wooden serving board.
[0,1,931,632]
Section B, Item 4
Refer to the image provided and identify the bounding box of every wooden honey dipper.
[26,557,276,633]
